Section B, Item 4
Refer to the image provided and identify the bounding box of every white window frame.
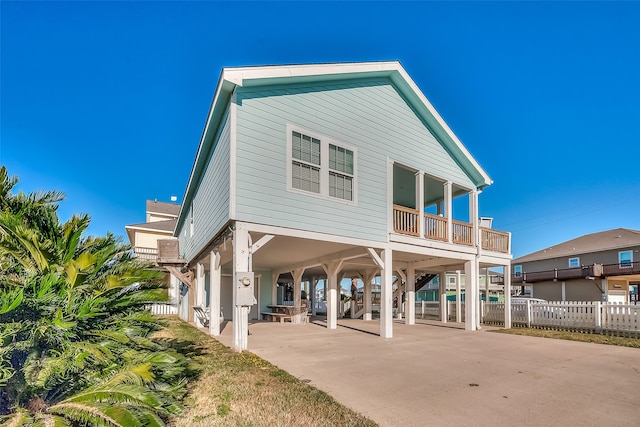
[619,250,633,268]
[568,257,580,268]
[286,124,357,205]
[514,265,522,277]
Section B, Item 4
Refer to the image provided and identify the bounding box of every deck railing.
[392,205,419,236]
[133,246,158,261]
[392,205,509,253]
[452,220,473,246]
[423,212,447,241]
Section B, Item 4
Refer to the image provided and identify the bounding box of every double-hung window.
[568,257,580,268]
[619,250,633,268]
[288,125,356,203]
[514,265,522,277]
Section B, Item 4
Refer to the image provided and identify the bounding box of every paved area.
[211,317,640,426]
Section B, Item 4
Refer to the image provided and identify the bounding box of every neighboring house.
[125,200,181,302]
[162,61,513,351]
[416,269,505,302]
[512,228,640,302]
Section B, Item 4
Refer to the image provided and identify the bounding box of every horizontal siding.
[234,78,475,242]
[178,111,231,262]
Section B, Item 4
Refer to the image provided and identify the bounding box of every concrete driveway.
[212,318,640,426]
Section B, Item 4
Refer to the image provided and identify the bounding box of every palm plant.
[0,167,187,426]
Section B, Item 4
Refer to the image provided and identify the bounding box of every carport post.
[455,271,462,323]
[464,259,479,330]
[209,251,221,336]
[405,264,416,325]
[381,249,393,338]
[232,224,250,352]
[439,272,447,323]
[322,260,343,330]
[359,270,377,321]
[503,265,511,329]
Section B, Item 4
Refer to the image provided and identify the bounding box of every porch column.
[187,268,195,323]
[196,263,205,308]
[464,258,479,331]
[503,264,511,329]
[485,269,490,304]
[209,251,222,336]
[322,260,343,329]
[469,189,479,247]
[232,224,250,352]
[271,272,279,305]
[455,270,462,323]
[439,272,447,323]
[291,268,306,324]
[416,171,425,238]
[444,181,453,243]
[561,281,566,301]
[381,249,393,338]
[405,264,416,325]
[395,269,406,320]
[359,269,377,321]
[311,276,317,316]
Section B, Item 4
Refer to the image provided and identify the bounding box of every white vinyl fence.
[484,301,640,335]
[145,302,178,315]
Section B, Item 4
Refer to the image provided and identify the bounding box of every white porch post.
[209,251,221,336]
[311,276,317,316]
[359,270,377,321]
[232,224,250,352]
[405,264,416,325]
[561,281,566,301]
[291,268,305,324]
[416,171,425,238]
[504,264,512,329]
[272,272,278,305]
[444,181,453,243]
[196,263,205,308]
[455,271,462,322]
[464,259,479,331]
[381,249,393,338]
[439,272,447,323]
[322,261,343,330]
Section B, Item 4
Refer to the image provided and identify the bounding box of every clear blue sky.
[2,1,639,258]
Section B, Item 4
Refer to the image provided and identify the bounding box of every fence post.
[594,301,601,333]
[526,299,532,328]
[440,293,447,323]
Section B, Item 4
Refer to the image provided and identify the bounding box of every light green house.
[167,62,513,351]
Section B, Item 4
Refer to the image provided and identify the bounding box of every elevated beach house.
[162,62,513,351]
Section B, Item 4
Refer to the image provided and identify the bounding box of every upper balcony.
[391,163,510,254]
[512,261,640,284]
[392,205,510,253]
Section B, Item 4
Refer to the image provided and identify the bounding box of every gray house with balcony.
[512,228,640,302]
[165,61,513,351]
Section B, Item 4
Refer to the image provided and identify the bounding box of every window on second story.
[619,250,633,268]
[568,257,580,268]
[514,265,522,277]
[288,126,356,203]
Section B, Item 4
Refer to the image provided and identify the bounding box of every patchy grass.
[491,327,640,348]
[154,317,377,427]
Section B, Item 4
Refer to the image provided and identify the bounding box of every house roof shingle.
[146,200,180,217]
[514,228,640,263]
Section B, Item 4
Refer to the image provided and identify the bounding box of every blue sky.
[1,1,639,258]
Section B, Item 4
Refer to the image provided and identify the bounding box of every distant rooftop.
[146,200,180,217]
[514,228,640,263]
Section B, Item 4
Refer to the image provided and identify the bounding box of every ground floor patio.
[206,317,639,426]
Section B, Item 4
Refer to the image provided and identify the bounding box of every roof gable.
[177,61,492,231]
[514,228,640,263]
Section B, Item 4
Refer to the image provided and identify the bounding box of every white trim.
[241,221,385,249]
[145,210,179,218]
[229,90,238,219]
[124,225,174,235]
[285,124,357,206]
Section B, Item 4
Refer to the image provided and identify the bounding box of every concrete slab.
[211,317,640,426]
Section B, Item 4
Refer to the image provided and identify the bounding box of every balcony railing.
[392,205,510,253]
[602,261,640,276]
[512,264,603,284]
[133,246,158,261]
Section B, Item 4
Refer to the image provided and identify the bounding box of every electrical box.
[234,272,256,306]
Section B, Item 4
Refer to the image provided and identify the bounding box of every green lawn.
[154,317,377,427]
[492,327,640,348]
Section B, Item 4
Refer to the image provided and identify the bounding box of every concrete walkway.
[211,318,640,426]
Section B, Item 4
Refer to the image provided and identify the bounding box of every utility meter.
[234,272,255,306]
